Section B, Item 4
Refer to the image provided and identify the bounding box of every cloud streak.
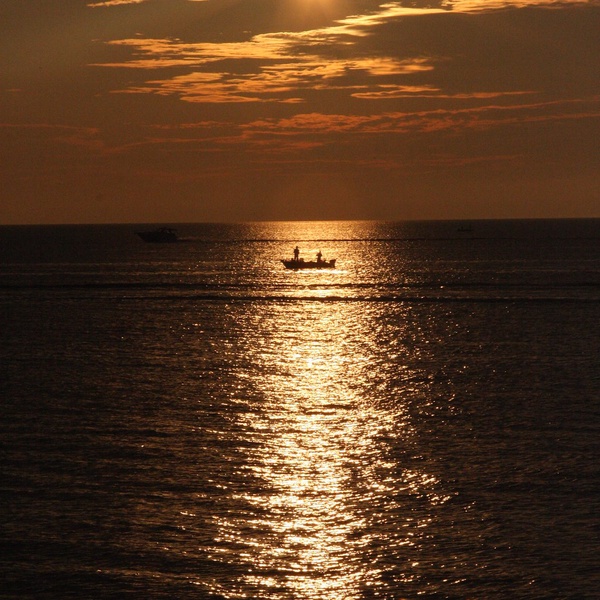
[88,0,147,7]
[143,97,599,147]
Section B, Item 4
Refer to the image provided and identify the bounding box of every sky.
[1,0,599,224]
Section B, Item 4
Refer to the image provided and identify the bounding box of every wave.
[1,284,597,303]
[2,280,599,290]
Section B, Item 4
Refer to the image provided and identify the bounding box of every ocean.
[1,220,599,599]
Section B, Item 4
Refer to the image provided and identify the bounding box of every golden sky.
[1,0,599,223]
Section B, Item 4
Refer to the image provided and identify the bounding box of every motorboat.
[282,249,336,269]
[136,227,179,243]
[282,258,336,269]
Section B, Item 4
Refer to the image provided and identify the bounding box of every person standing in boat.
[294,246,300,261]
[316,250,322,264]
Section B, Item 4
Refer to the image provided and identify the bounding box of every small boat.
[282,258,336,270]
[282,248,336,270]
[136,227,179,243]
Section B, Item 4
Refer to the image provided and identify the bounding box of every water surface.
[1,220,599,599]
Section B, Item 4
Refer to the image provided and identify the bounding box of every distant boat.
[282,249,336,270]
[136,227,179,243]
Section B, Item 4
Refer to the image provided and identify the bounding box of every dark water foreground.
[1,220,599,599]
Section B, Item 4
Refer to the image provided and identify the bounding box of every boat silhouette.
[282,248,336,269]
[136,227,179,243]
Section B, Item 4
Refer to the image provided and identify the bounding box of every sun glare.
[196,225,448,598]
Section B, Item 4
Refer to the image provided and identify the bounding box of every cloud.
[231,97,600,139]
[108,55,436,103]
[87,0,147,8]
[446,0,591,10]
[350,88,532,100]
[92,1,600,113]
[83,0,599,162]
[93,6,441,104]
[91,95,596,163]
[88,0,147,7]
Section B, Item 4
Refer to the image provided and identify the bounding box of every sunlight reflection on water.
[205,292,450,598]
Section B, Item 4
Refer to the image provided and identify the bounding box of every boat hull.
[282,259,336,270]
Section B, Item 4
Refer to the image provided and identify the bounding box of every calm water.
[1,220,599,599]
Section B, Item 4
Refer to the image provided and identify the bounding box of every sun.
[278,0,347,28]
